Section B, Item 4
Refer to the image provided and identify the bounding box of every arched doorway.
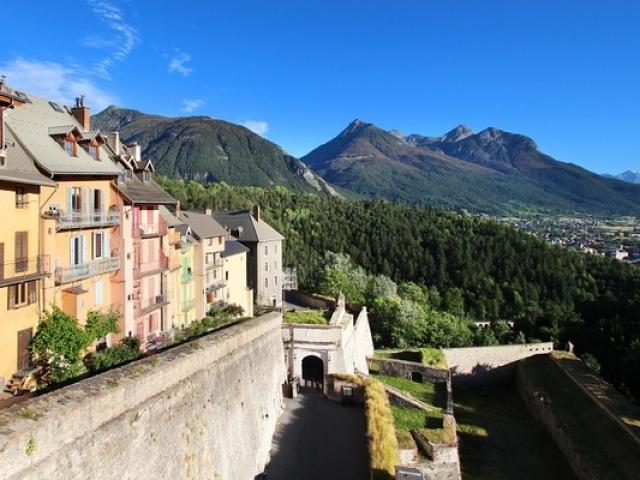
[301,355,324,390]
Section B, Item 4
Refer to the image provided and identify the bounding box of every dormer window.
[142,171,150,182]
[64,139,75,156]
[89,145,99,160]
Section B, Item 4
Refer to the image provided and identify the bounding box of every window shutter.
[104,231,110,258]
[82,188,90,215]
[7,285,15,309]
[79,235,84,264]
[70,236,76,266]
[66,187,73,214]
[28,281,36,304]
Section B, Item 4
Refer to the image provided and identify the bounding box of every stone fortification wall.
[368,357,450,383]
[443,343,553,385]
[0,313,286,480]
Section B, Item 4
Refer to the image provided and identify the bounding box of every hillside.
[302,120,640,215]
[91,106,334,194]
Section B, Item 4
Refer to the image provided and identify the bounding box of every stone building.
[282,294,374,392]
[213,206,284,308]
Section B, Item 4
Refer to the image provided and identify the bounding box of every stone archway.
[301,355,324,390]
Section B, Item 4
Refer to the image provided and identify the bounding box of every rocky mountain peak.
[441,124,475,143]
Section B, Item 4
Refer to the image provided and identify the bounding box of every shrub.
[223,304,244,317]
[88,340,142,371]
[364,378,398,480]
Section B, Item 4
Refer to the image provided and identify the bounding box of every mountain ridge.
[91,106,335,195]
[302,119,640,215]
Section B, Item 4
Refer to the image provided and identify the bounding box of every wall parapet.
[0,312,285,480]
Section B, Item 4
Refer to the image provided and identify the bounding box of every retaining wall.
[443,343,553,386]
[0,313,286,480]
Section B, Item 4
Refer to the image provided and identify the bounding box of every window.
[264,278,268,288]
[15,231,28,272]
[71,187,82,213]
[274,276,278,286]
[7,281,36,309]
[142,171,150,182]
[64,140,75,156]
[93,189,103,216]
[218,236,222,244]
[16,187,27,208]
[92,232,105,259]
[225,271,229,281]
[71,235,83,266]
[265,262,269,272]
[208,238,213,246]
[264,245,268,255]
[89,145,99,160]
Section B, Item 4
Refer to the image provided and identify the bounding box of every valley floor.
[454,384,576,480]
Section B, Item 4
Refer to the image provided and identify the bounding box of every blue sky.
[2,1,639,173]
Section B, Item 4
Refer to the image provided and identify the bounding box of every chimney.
[252,204,260,221]
[129,143,141,163]
[71,96,91,131]
[205,208,212,216]
[176,200,181,218]
[106,132,120,155]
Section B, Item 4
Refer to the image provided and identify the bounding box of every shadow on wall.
[450,362,518,387]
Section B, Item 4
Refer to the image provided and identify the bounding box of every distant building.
[213,206,284,308]
[179,209,227,318]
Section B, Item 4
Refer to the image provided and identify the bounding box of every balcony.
[136,294,169,317]
[205,258,224,270]
[55,256,119,285]
[206,281,225,293]
[56,209,119,231]
[134,254,169,278]
[134,217,168,238]
[181,298,195,312]
[0,256,50,287]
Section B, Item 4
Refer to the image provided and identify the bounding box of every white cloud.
[86,0,139,78]
[168,52,193,77]
[0,58,118,111]
[241,120,270,137]
[182,98,205,113]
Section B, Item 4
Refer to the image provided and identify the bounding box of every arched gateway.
[301,355,324,389]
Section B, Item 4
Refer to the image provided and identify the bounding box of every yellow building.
[160,206,197,329]
[222,239,254,317]
[6,94,123,342]
[0,84,56,386]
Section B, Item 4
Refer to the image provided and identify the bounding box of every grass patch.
[374,348,447,368]
[395,429,415,449]
[372,374,447,409]
[283,310,329,325]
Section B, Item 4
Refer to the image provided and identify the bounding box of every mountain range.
[601,170,640,184]
[91,106,336,195]
[92,106,640,216]
[303,120,640,215]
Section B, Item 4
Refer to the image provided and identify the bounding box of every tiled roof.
[179,211,227,240]
[5,93,121,176]
[116,175,177,205]
[213,210,284,242]
[159,205,182,227]
[0,127,56,186]
[222,239,249,258]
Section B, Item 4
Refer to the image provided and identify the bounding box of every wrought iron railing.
[0,256,50,286]
[134,255,169,278]
[54,256,119,284]
[57,210,119,230]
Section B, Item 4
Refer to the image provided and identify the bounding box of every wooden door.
[17,328,32,370]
